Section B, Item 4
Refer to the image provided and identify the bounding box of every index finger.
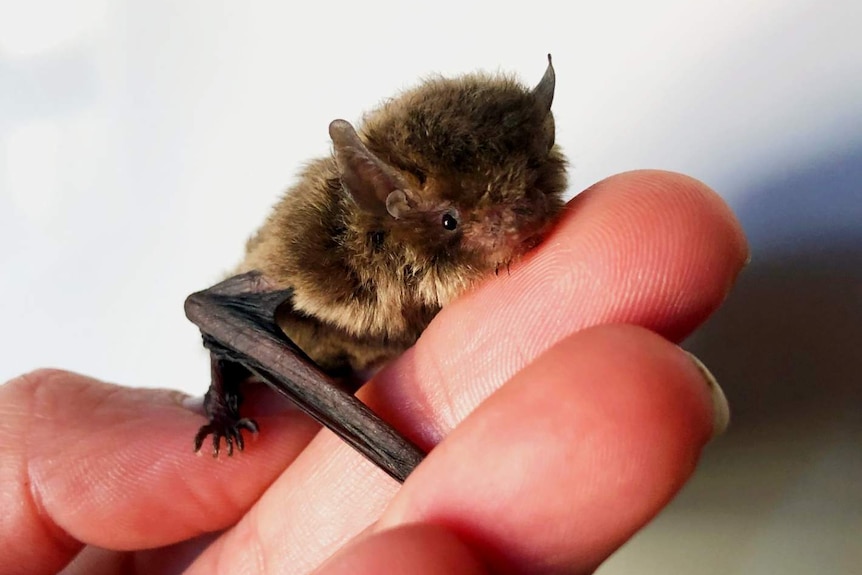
[375,169,748,444]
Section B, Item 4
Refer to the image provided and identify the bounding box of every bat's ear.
[329,119,410,216]
[532,54,555,113]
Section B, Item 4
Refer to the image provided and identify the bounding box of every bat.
[185,55,569,482]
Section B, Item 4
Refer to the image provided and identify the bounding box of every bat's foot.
[194,357,259,457]
[195,372,259,458]
[194,416,259,458]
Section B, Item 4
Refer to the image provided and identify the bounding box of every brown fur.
[237,58,568,375]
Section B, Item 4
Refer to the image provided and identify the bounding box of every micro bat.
[187,56,568,476]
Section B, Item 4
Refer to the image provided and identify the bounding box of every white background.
[1,1,860,573]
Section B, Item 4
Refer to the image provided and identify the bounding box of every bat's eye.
[442,213,458,231]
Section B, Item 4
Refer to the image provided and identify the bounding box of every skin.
[0,170,748,575]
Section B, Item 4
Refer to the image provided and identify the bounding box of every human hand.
[0,170,747,575]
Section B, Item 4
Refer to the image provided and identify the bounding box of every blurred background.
[1,0,859,572]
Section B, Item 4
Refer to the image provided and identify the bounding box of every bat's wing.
[184,271,426,483]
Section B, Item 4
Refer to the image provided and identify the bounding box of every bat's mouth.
[461,204,553,273]
[483,230,545,275]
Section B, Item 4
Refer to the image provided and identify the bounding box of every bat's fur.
[238,58,568,376]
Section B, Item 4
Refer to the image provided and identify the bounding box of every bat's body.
[192,57,568,465]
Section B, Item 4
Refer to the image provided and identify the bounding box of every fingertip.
[553,169,750,338]
[580,169,750,282]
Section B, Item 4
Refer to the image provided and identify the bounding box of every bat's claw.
[193,417,259,458]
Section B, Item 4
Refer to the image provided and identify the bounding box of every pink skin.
[0,170,747,575]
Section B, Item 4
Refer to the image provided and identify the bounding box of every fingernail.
[684,351,730,437]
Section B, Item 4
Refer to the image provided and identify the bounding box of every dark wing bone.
[184,271,426,483]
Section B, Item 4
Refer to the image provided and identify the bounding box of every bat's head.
[330,56,568,305]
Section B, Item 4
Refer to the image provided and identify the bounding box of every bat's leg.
[193,354,259,457]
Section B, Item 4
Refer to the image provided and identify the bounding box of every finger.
[378,324,720,574]
[373,169,746,443]
[312,524,488,575]
[0,368,319,572]
[188,170,746,572]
